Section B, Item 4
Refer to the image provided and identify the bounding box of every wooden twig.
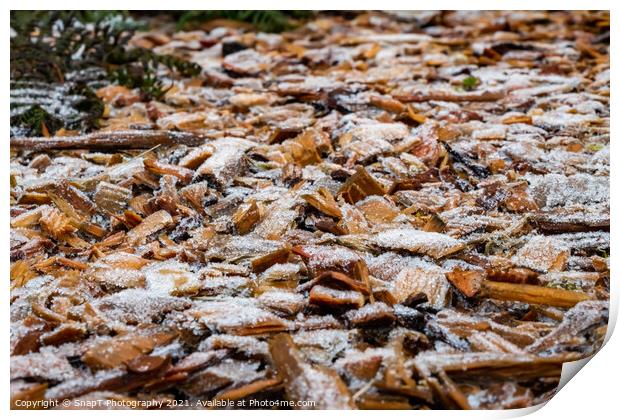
[481,280,590,308]
[394,89,506,103]
[415,351,576,380]
[11,130,208,151]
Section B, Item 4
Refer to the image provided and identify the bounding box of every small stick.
[11,130,208,151]
[481,280,590,308]
[395,89,506,103]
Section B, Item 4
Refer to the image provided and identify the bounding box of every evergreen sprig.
[10,11,201,136]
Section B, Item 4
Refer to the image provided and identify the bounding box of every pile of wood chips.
[10,11,609,410]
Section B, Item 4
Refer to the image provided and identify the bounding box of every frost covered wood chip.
[191,298,292,335]
[126,210,173,245]
[390,265,452,308]
[194,137,255,186]
[301,187,342,218]
[338,166,386,204]
[512,236,569,272]
[446,268,484,298]
[309,285,365,309]
[82,329,176,370]
[269,333,355,409]
[374,228,465,259]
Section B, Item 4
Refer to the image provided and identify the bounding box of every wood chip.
[126,210,173,245]
[40,207,76,239]
[338,166,386,204]
[446,268,483,297]
[232,200,262,234]
[94,182,132,215]
[144,158,195,184]
[302,187,342,218]
[82,329,176,370]
[269,333,355,409]
[374,228,465,259]
[390,265,452,308]
[309,285,365,309]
